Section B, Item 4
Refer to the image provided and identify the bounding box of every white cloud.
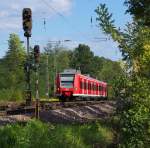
[0,0,73,30]
[0,10,9,17]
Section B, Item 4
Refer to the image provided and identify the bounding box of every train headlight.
[75,87,78,90]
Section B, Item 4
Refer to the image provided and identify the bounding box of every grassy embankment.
[0,119,114,148]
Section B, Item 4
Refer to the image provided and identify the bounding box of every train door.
[102,84,104,96]
[96,83,98,96]
[82,79,84,94]
[86,80,88,95]
[94,82,96,95]
[84,79,87,94]
[91,82,93,95]
[88,81,90,95]
[93,82,95,96]
[79,78,82,94]
[98,84,100,96]
[100,84,102,96]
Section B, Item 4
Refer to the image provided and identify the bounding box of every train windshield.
[60,74,74,88]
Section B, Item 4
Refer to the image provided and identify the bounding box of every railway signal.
[22,8,32,106]
[22,8,32,37]
[34,45,40,64]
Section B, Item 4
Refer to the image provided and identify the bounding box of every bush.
[0,120,114,148]
[0,88,23,101]
[116,77,150,147]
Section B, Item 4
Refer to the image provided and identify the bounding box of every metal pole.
[27,37,30,57]
[53,42,59,96]
[35,67,39,119]
[53,48,56,96]
[46,54,50,98]
[26,37,31,105]
[34,45,40,119]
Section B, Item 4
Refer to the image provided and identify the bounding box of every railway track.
[0,100,115,116]
[40,100,111,110]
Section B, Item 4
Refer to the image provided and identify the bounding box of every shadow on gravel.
[40,103,116,124]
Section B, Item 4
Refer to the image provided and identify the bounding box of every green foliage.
[95,4,123,43]
[95,3,150,76]
[0,33,123,100]
[95,1,150,147]
[0,120,113,148]
[0,89,23,101]
[116,77,150,147]
[70,44,94,74]
[0,34,26,100]
[0,120,51,148]
[124,0,150,26]
[41,44,72,97]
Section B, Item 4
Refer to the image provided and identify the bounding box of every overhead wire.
[40,0,96,42]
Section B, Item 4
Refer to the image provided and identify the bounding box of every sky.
[0,0,131,61]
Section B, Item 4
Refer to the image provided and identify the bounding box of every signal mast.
[22,8,32,105]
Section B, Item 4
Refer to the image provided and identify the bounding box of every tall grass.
[0,120,114,148]
[0,89,23,101]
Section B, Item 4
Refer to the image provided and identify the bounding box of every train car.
[56,69,107,101]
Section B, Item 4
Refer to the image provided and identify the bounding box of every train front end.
[56,69,79,100]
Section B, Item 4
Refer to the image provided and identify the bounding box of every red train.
[56,69,107,101]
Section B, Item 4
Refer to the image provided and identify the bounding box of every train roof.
[77,73,107,85]
[59,69,81,74]
[59,69,107,85]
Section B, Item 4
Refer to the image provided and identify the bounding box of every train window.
[84,82,87,90]
[60,74,74,81]
[80,81,82,89]
[60,74,74,88]
[101,86,103,91]
[96,85,98,91]
[94,83,96,91]
[93,83,95,91]
[82,82,84,89]
[99,85,102,91]
[61,81,73,88]
[86,82,88,90]
[88,82,91,90]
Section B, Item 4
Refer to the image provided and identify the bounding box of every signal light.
[22,8,32,37]
[34,45,40,64]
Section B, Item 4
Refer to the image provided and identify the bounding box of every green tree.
[0,34,26,100]
[95,3,150,77]
[70,44,94,74]
[125,0,150,26]
[41,43,72,97]
[95,2,150,147]
[90,56,104,77]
